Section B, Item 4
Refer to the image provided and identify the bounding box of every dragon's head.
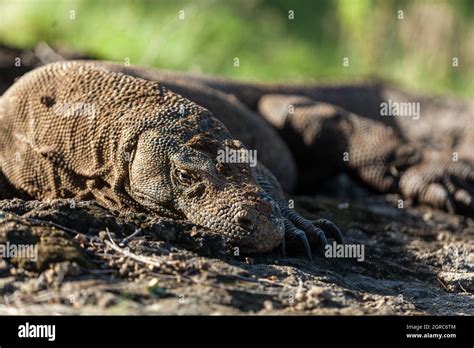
[127,105,285,253]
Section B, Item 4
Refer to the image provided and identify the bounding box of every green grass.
[0,0,472,97]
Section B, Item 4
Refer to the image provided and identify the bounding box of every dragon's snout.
[227,196,285,253]
[235,211,256,231]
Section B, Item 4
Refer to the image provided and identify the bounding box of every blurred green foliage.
[0,0,473,97]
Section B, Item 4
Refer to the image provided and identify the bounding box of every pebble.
[422,212,433,221]
[0,259,10,272]
[148,278,159,287]
[119,263,129,276]
[10,267,24,276]
[337,202,349,209]
[97,293,116,308]
[263,300,274,310]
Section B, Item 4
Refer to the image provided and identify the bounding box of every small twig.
[437,277,449,291]
[457,281,468,294]
[119,228,142,247]
[24,217,79,237]
[105,227,117,247]
[104,240,162,269]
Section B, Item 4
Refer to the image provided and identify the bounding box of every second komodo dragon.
[0,61,473,259]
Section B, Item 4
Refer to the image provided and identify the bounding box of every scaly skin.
[258,95,474,215]
[96,61,474,216]
[0,61,343,258]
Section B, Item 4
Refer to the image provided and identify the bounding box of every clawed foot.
[279,207,344,260]
[399,150,474,216]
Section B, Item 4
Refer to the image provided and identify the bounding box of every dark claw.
[284,220,312,260]
[452,175,474,193]
[313,219,345,244]
[450,175,474,216]
[443,177,457,214]
[280,237,286,258]
[294,229,313,261]
[305,227,328,254]
[280,205,345,259]
[445,195,456,214]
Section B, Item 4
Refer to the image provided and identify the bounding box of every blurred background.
[0,0,473,97]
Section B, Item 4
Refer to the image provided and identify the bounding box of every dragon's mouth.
[223,209,285,254]
[130,187,182,218]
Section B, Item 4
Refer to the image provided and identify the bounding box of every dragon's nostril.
[236,215,254,230]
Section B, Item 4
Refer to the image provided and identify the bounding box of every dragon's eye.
[176,168,194,185]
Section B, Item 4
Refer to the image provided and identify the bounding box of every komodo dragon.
[0,61,472,260]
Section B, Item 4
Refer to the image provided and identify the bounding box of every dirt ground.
[0,182,472,315]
